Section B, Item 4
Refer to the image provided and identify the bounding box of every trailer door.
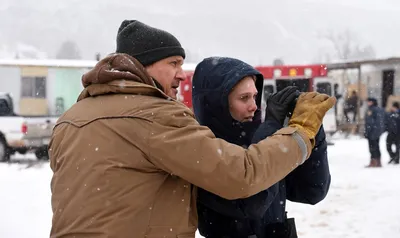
[313,77,337,135]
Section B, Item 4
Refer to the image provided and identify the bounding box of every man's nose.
[176,68,186,81]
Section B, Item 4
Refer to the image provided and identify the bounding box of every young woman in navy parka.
[192,57,331,238]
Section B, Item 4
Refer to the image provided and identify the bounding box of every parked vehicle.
[0,93,57,162]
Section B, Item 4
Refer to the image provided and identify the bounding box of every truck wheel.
[35,148,49,160]
[0,139,10,162]
[17,149,28,155]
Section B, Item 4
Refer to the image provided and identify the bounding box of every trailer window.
[21,77,46,98]
[316,82,332,96]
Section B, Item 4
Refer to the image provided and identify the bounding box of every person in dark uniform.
[385,102,400,164]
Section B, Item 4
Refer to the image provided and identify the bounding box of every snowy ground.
[0,134,399,238]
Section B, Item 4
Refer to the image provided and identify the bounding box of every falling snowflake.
[278,143,288,153]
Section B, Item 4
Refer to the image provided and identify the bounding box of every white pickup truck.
[0,93,58,162]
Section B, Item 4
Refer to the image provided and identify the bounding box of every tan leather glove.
[288,92,337,146]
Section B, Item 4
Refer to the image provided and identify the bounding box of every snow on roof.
[0,59,198,71]
[0,59,97,68]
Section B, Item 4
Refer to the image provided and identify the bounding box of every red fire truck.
[255,64,337,134]
[178,63,337,135]
[178,63,196,108]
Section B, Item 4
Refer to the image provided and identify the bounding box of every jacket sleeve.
[384,112,389,132]
[377,108,386,135]
[145,102,312,200]
[285,126,331,205]
[196,119,282,219]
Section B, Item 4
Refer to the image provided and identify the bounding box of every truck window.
[263,85,274,101]
[316,82,332,96]
[0,99,11,116]
[276,79,309,93]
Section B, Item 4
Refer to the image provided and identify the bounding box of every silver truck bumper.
[8,138,50,149]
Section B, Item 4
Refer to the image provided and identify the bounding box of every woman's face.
[228,76,258,122]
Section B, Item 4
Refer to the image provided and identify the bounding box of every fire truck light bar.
[289,68,297,76]
[273,69,282,78]
[304,68,312,77]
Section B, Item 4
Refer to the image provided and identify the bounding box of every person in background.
[364,97,385,168]
[344,90,360,123]
[385,101,400,164]
[192,56,331,238]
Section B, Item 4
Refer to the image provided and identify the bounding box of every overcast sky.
[1,0,399,65]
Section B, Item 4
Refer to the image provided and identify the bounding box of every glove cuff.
[288,125,316,148]
[273,126,312,164]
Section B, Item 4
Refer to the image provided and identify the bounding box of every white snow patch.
[1,136,400,238]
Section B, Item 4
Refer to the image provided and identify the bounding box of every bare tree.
[56,40,82,60]
[352,44,376,60]
[317,29,376,62]
[312,49,332,64]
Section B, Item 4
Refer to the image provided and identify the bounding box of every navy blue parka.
[192,57,330,238]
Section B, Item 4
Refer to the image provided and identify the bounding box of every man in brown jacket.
[49,20,336,238]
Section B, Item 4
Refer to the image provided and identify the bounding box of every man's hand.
[288,92,337,146]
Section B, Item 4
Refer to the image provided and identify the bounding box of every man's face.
[145,56,186,99]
